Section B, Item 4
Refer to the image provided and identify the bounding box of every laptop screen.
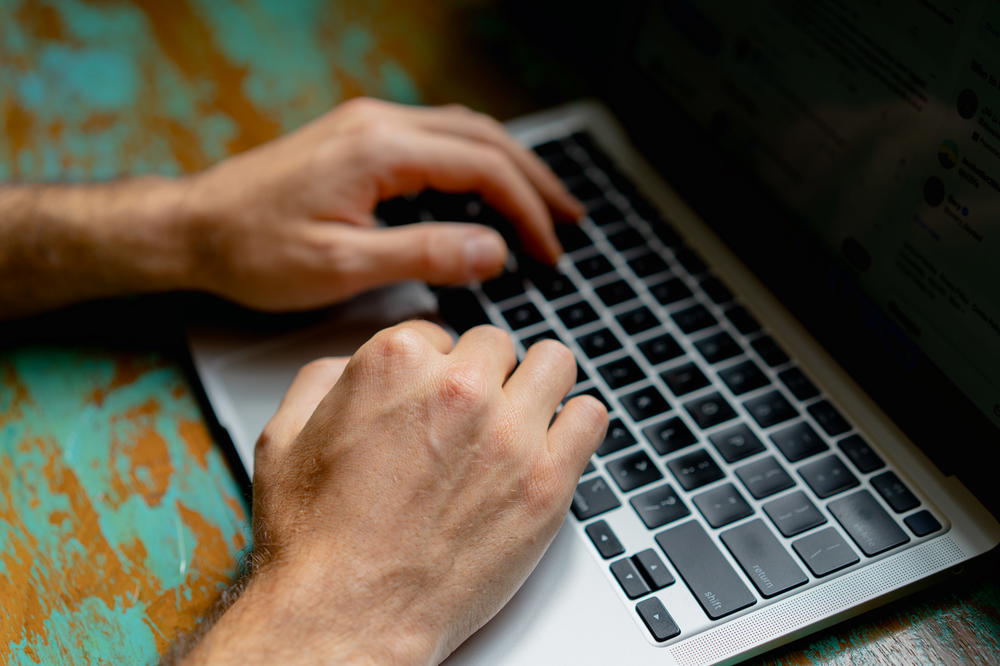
[615,0,1000,431]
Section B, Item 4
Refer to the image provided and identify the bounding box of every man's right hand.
[182,321,608,665]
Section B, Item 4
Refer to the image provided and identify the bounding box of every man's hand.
[181,322,608,665]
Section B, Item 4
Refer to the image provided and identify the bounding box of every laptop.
[186,2,1000,664]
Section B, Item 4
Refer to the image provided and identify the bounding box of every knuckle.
[521,460,569,513]
[570,394,610,429]
[535,338,574,366]
[438,361,490,411]
[466,324,512,348]
[365,326,426,364]
[339,96,382,117]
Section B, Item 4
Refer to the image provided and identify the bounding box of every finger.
[548,395,608,472]
[387,319,456,354]
[503,339,577,423]
[259,356,350,452]
[449,325,517,384]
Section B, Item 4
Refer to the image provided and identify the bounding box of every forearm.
[0,177,196,319]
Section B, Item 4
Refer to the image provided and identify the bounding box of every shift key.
[656,520,757,619]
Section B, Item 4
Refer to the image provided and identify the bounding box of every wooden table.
[2,2,997,664]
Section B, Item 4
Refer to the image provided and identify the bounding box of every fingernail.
[464,233,505,280]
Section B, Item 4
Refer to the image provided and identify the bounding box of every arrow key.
[632,548,674,590]
[585,520,625,559]
[636,597,681,642]
[611,557,651,599]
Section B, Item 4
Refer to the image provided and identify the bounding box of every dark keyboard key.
[546,155,582,179]
[694,483,753,528]
[607,228,645,252]
[630,484,690,529]
[611,558,651,599]
[598,357,645,389]
[556,300,599,329]
[792,527,859,577]
[673,246,707,275]
[744,390,798,428]
[589,200,626,226]
[717,359,770,395]
[736,456,795,499]
[636,597,681,642]
[575,363,588,385]
[798,455,859,498]
[521,329,561,351]
[684,392,738,429]
[501,302,544,331]
[672,304,717,334]
[568,176,603,201]
[725,305,761,335]
[555,223,593,252]
[808,400,851,436]
[643,417,697,455]
[376,196,424,226]
[655,521,756,620]
[526,265,577,301]
[829,490,910,556]
[694,331,742,364]
[700,276,733,304]
[571,476,621,520]
[607,450,663,492]
[577,328,623,359]
[567,385,611,410]
[585,519,625,559]
[595,280,638,307]
[575,253,615,279]
[633,548,675,589]
[837,434,885,474]
[597,418,637,457]
[648,277,693,305]
[722,520,808,598]
[621,385,671,422]
[437,288,491,333]
[751,335,790,367]
[482,272,525,302]
[660,362,709,396]
[617,306,659,335]
[763,490,826,537]
[770,421,827,462]
[778,367,820,401]
[904,510,942,537]
[667,449,725,491]
[650,219,682,247]
[639,333,684,366]
[870,471,920,513]
[709,423,765,463]
[628,252,670,277]
[533,138,567,159]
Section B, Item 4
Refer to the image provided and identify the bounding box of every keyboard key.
[650,219,682,247]
[672,304,717,334]
[567,385,610,410]
[751,335,790,367]
[778,367,819,401]
[502,302,544,330]
[437,288,491,333]
[585,520,625,559]
[770,421,827,462]
[636,597,681,642]
[700,276,734,304]
[648,277,693,305]
[694,483,754,528]
[763,490,826,537]
[621,385,671,422]
[611,558,651,599]
[575,253,615,279]
[526,265,577,301]
[547,155,583,179]
[639,333,684,366]
[684,392,738,429]
[792,527,859,577]
[533,138,567,159]
[709,423,765,463]
[870,471,920,513]
[482,272,525,302]
[725,305,761,335]
[607,228,645,252]
[736,456,795,499]
[577,328,623,359]
[837,434,885,474]
[598,357,645,389]
[694,331,742,364]
[607,450,663,492]
[744,390,798,428]
[808,400,851,436]
[673,246,707,275]
[571,476,621,520]
[904,510,942,537]
[722,519,808,598]
[798,455,859,498]
[643,417,697,455]
[556,300,599,329]
[595,280,638,306]
[628,252,670,277]
[655,521,756,620]
[596,418,637,457]
[568,176,603,201]
[660,362,709,396]
[633,548,674,589]
[589,200,626,226]
[617,306,659,335]
[829,490,910,556]
[667,449,725,491]
[630,484,690,529]
[717,359,769,395]
[555,223,593,252]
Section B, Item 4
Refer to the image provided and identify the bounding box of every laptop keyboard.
[376,130,944,645]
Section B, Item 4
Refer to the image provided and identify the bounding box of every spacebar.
[655,520,757,620]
